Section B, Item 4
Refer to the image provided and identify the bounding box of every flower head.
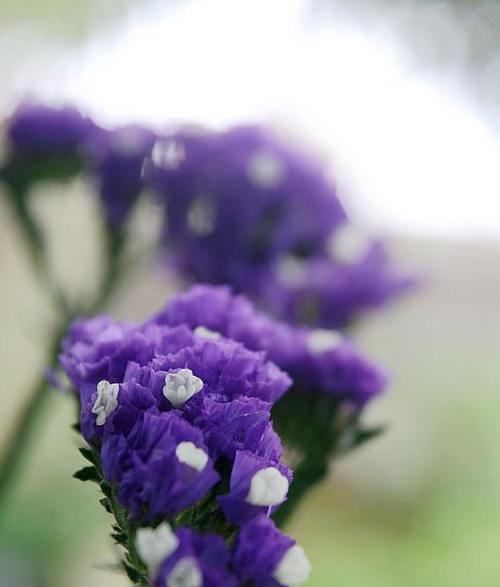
[233,515,311,586]
[154,284,387,406]
[2,103,94,187]
[148,125,411,327]
[152,527,238,587]
[163,368,204,408]
[218,450,292,524]
[101,411,219,522]
[85,124,156,227]
[136,522,179,576]
[6,103,93,155]
[60,303,291,470]
[92,379,119,426]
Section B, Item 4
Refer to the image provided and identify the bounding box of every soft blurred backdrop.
[1,0,499,585]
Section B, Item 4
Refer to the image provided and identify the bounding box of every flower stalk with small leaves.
[61,306,312,585]
[0,101,413,583]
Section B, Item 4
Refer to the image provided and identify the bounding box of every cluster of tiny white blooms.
[246,467,289,506]
[163,369,204,408]
[187,195,217,236]
[136,523,179,576]
[167,557,202,587]
[273,544,312,586]
[246,148,286,189]
[194,325,221,340]
[275,256,307,287]
[307,329,343,355]
[152,138,186,170]
[327,224,369,265]
[91,380,120,426]
[175,441,209,472]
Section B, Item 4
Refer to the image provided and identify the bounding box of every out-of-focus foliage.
[0,0,139,41]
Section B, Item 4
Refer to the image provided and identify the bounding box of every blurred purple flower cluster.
[1,101,414,585]
[3,103,413,328]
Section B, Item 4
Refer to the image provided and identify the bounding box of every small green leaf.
[100,482,112,500]
[347,424,387,452]
[99,497,112,513]
[78,447,98,465]
[111,532,127,546]
[122,561,144,583]
[73,466,100,483]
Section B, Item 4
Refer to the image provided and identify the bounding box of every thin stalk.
[0,319,69,511]
[0,228,126,513]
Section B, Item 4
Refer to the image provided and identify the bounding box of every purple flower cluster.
[3,105,411,327]
[154,284,387,406]
[59,302,314,585]
[148,125,412,328]
[6,103,94,155]
[136,516,311,587]
[3,103,156,229]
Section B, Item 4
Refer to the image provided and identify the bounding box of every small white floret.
[152,138,186,170]
[273,544,312,586]
[163,369,204,408]
[167,556,202,587]
[246,467,289,506]
[175,441,209,472]
[246,149,285,189]
[136,522,179,576]
[92,380,119,426]
[307,329,342,355]
[328,224,368,265]
[194,326,221,340]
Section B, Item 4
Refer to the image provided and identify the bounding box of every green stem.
[0,320,69,512]
[0,229,126,514]
[108,488,148,584]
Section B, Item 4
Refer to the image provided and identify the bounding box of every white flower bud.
[92,380,119,426]
[246,467,289,506]
[163,369,204,408]
[273,544,312,586]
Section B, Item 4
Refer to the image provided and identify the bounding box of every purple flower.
[152,527,238,587]
[85,124,156,227]
[183,395,284,463]
[60,311,291,461]
[149,127,345,279]
[61,317,290,405]
[149,332,290,405]
[101,411,219,522]
[6,102,94,155]
[263,240,415,329]
[59,315,154,390]
[233,515,311,586]
[218,450,292,524]
[148,125,410,327]
[79,378,156,445]
[154,284,387,406]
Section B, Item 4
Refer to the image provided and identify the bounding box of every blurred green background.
[1,1,499,585]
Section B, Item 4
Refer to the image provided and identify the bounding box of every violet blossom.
[148,125,411,328]
[233,515,312,586]
[153,283,387,406]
